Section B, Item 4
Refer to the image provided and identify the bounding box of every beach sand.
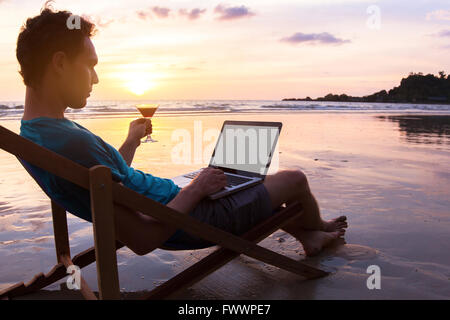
[1,112,449,299]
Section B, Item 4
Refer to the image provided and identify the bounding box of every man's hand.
[126,118,152,146]
[188,167,227,198]
[167,168,227,214]
[119,118,151,166]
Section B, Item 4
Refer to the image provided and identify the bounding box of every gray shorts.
[162,183,274,250]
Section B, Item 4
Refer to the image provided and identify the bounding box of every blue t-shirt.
[20,117,181,222]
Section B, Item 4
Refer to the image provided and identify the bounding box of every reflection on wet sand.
[377,115,450,146]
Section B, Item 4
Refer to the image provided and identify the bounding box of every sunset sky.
[0,0,449,101]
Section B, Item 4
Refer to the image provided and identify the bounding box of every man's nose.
[92,69,99,85]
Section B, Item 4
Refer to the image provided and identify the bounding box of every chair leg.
[50,200,96,299]
[51,200,70,262]
[51,200,98,299]
[89,165,121,300]
[145,202,327,299]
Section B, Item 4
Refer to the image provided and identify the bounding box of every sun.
[122,71,158,96]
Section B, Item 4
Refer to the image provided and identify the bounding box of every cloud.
[280,32,350,45]
[214,4,255,21]
[426,10,450,21]
[179,8,207,20]
[136,6,171,20]
[429,29,450,38]
[152,6,171,18]
[438,29,450,37]
[137,10,151,20]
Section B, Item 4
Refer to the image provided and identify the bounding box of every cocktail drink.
[136,104,159,143]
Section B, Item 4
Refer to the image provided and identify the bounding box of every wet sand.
[1,112,449,299]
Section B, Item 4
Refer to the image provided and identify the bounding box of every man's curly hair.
[16,3,96,88]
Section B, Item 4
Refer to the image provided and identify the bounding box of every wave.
[160,106,232,112]
[1,100,450,120]
[261,104,321,109]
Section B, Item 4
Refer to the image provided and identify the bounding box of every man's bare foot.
[297,229,345,256]
[322,216,348,232]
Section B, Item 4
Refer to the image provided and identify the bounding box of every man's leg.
[113,203,178,256]
[263,169,347,256]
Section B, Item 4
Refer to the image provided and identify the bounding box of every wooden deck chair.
[0,124,328,300]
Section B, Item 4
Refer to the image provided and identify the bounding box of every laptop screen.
[209,122,281,176]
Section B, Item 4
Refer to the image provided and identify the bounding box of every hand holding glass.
[136,104,159,143]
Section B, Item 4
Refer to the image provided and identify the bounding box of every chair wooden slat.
[0,263,66,299]
[89,165,120,300]
[0,125,90,189]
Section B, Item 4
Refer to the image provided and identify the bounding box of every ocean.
[1,100,450,119]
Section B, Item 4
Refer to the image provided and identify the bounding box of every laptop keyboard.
[183,171,253,188]
[226,175,253,187]
[183,171,202,179]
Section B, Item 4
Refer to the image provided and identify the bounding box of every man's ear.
[51,51,67,76]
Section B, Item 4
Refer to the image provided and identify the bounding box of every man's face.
[59,37,99,109]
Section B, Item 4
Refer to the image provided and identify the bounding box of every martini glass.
[136,104,159,143]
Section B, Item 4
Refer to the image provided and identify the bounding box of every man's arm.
[118,118,151,166]
[166,167,227,213]
[119,138,139,167]
[166,184,204,214]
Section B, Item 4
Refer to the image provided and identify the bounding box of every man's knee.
[264,169,309,209]
[284,169,308,190]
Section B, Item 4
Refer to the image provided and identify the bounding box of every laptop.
[171,120,282,200]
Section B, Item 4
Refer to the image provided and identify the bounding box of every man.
[18,7,347,257]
